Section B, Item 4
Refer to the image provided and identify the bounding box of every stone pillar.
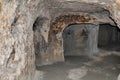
[87,24,99,57]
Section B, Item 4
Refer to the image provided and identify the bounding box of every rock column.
[87,24,99,56]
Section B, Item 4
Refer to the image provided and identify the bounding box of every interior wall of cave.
[63,23,99,56]
[0,0,120,80]
[63,24,89,56]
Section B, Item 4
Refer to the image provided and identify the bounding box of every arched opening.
[38,22,120,80]
[35,12,120,80]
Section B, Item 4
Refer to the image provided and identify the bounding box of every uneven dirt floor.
[37,50,120,80]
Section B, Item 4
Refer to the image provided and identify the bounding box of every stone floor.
[36,50,120,80]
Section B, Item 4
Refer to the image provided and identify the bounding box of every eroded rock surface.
[0,0,120,80]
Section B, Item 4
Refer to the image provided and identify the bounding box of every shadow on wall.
[62,23,99,56]
[33,17,49,66]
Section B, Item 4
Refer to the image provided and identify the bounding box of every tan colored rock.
[0,0,120,80]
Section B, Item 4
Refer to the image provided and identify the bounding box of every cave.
[34,12,120,80]
[37,22,120,80]
[0,0,120,80]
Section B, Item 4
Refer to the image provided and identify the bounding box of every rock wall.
[63,24,89,56]
[0,0,120,80]
[112,0,120,28]
[0,0,49,80]
[63,23,99,56]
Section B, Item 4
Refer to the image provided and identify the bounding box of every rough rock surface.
[0,0,120,80]
[0,0,49,80]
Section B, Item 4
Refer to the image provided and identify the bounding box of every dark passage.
[63,23,99,57]
[98,24,120,51]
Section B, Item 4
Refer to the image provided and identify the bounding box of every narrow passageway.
[63,24,89,56]
[63,23,99,57]
[36,23,120,80]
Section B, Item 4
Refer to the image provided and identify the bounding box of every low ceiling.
[41,0,116,26]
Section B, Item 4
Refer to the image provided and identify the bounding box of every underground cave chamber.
[62,23,120,57]
[35,23,120,80]
[32,11,120,80]
[33,16,120,67]
[1,0,120,80]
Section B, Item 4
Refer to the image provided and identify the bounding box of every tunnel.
[33,15,120,80]
[37,22,120,80]
[98,23,120,51]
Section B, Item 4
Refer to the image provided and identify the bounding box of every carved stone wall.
[0,0,120,80]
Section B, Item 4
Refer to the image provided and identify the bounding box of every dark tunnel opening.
[98,23,120,52]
